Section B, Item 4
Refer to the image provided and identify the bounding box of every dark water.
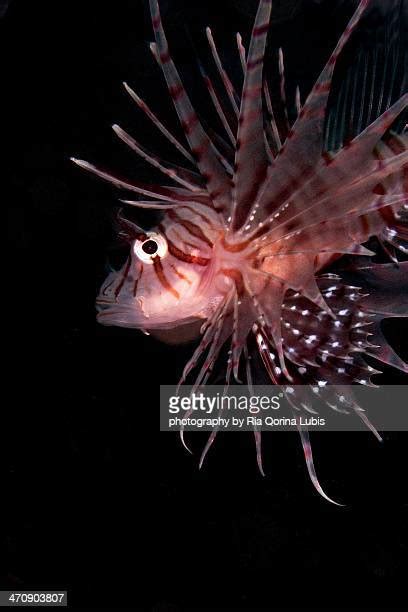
[2,0,408,609]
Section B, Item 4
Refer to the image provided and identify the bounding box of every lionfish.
[72,0,408,504]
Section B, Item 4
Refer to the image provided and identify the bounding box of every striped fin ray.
[198,289,255,470]
[244,270,292,381]
[200,120,235,175]
[263,82,282,156]
[250,154,408,254]
[119,200,185,210]
[230,292,258,382]
[196,299,246,470]
[248,106,407,248]
[278,47,290,136]
[177,289,234,389]
[149,0,231,213]
[295,85,301,117]
[112,124,205,192]
[263,243,375,258]
[236,33,246,75]
[242,0,369,231]
[150,25,240,179]
[197,62,236,146]
[123,81,195,165]
[206,27,240,118]
[70,158,211,204]
[178,299,236,460]
[177,295,234,456]
[148,39,236,175]
[243,345,266,477]
[191,304,234,393]
[253,195,405,266]
[296,414,344,505]
[230,0,273,230]
[253,357,344,504]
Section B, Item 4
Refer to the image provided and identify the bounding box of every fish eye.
[142,239,158,255]
[133,232,168,264]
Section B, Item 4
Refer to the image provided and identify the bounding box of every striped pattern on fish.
[72,0,407,504]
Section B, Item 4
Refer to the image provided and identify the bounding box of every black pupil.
[142,239,158,255]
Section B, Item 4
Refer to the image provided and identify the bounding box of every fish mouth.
[96,298,145,328]
[96,296,204,331]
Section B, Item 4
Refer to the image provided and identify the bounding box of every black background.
[2,0,408,609]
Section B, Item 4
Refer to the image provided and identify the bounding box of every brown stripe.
[168,210,214,247]
[170,264,192,285]
[171,227,204,252]
[181,205,215,227]
[373,183,387,195]
[378,204,394,224]
[359,214,370,235]
[247,56,263,70]
[220,268,244,293]
[169,83,184,100]
[152,15,161,29]
[253,23,269,37]
[160,51,171,64]
[133,264,143,297]
[159,226,209,266]
[181,114,199,135]
[221,235,251,253]
[153,257,180,299]
[167,238,210,266]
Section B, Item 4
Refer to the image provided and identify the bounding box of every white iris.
[133,232,168,264]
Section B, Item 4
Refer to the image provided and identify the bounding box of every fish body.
[72,0,407,503]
